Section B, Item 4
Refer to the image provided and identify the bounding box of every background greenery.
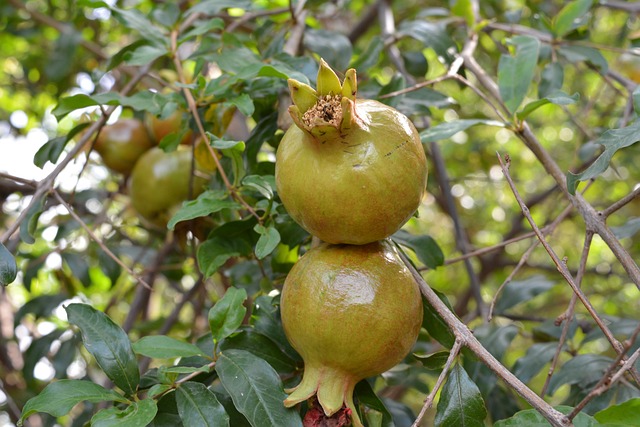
[1,0,639,426]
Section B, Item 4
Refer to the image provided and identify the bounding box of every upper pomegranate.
[275,59,428,245]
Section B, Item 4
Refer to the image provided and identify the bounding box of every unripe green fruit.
[128,147,208,228]
[94,119,155,175]
[280,240,423,427]
[275,60,428,245]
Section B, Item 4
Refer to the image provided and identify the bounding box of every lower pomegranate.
[280,240,423,426]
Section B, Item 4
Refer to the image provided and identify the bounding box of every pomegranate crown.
[287,59,358,138]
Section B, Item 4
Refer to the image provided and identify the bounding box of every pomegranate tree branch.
[400,251,572,427]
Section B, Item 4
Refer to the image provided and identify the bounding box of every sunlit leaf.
[209,287,247,344]
[392,230,444,269]
[517,91,579,120]
[167,191,240,230]
[91,398,158,427]
[594,398,640,426]
[553,0,593,37]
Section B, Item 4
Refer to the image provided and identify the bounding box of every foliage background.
[0,0,639,426]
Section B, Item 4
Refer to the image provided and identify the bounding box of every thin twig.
[411,339,463,427]
[601,186,640,217]
[400,250,572,427]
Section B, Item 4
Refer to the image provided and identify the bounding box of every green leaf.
[168,191,240,230]
[494,275,556,313]
[546,354,613,395]
[0,242,17,286]
[567,120,640,194]
[179,18,225,42]
[303,29,353,71]
[65,303,140,395]
[62,252,91,287]
[398,20,458,65]
[594,398,640,425]
[125,44,167,66]
[494,405,600,426]
[19,195,45,244]
[354,380,394,427]
[176,382,230,427]
[350,36,383,70]
[420,119,505,143]
[413,350,451,370]
[197,235,252,278]
[226,94,254,117]
[216,349,303,427]
[612,217,640,239]
[132,336,207,359]
[512,343,558,383]
[553,0,593,37]
[539,62,564,98]
[19,380,127,425]
[517,91,579,120]
[52,91,166,119]
[111,7,168,48]
[422,293,456,349]
[254,225,281,260]
[91,398,158,427]
[219,328,298,373]
[252,295,301,362]
[392,230,444,269]
[435,364,487,427]
[633,86,640,115]
[242,175,275,200]
[558,46,608,72]
[498,36,540,113]
[209,287,247,343]
[34,122,89,168]
[161,365,211,375]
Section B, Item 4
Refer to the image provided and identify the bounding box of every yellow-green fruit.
[280,240,423,427]
[94,119,154,175]
[128,147,208,228]
[275,60,428,245]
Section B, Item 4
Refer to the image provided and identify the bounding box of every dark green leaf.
[168,191,240,230]
[354,380,394,427]
[19,380,127,425]
[494,405,600,426]
[20,195,45,244]
[33,137,67,168]
[512,343,558,383]
[303,29,353,71]
[553,0,593,37]
[91,398,158,427]
[435,364,487,427]
[161,365,211,375]
[132,336,208,359]
[209,287,247,343]
[350,37,383,70]
[15,293,68,326]
[539,62,564,98]
[398,20,457,65]
[254,225,281,260]
[0,242,17,286]
[594,398,640,425]
[242,175,274,200]
[517,91,579,120]
[414,350,451,370]
[494,275,556,314]
[62,252,91,287]
[252,295,301,362]
[219,328,298,373]
[393,230,444,269]
[558,46,608,72]
[176,382,229,427]
[197,235,252,278]
[106,39,148,71]
[65,303,140,395]
[498,36,540,113]
[546,354,613,395]
[583,316,639,343]
[567,120,640,194]
[420,119,504,143]
[422,293,456,349]
[611,217,640,239]
[216,349,303,427]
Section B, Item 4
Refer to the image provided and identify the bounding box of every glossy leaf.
[216,349,303,427]
[176,381,229,427]
[494,405,600,426]
[168,191,240,230]
[254,225,281,260]
[517,91,579,120]
[0,242,17,286]
[422,293,456,349]
[393,230,444,269]
[594,398,640,425]
[19,380,128,425]
[553,0,593,37]
[494,275,556,314]
[498,36,540,113]
[209,287,247,343]
[567,120,640,194]
[435,363,487,427]
[65,303,140,395]
[132,336,207,359]
[420,119,504,143]
[91,398,158,427]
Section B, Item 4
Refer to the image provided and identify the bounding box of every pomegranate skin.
[280,240,423,426]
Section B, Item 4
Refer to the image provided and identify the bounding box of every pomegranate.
[275,60,428,245]
[280,240,423,426]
